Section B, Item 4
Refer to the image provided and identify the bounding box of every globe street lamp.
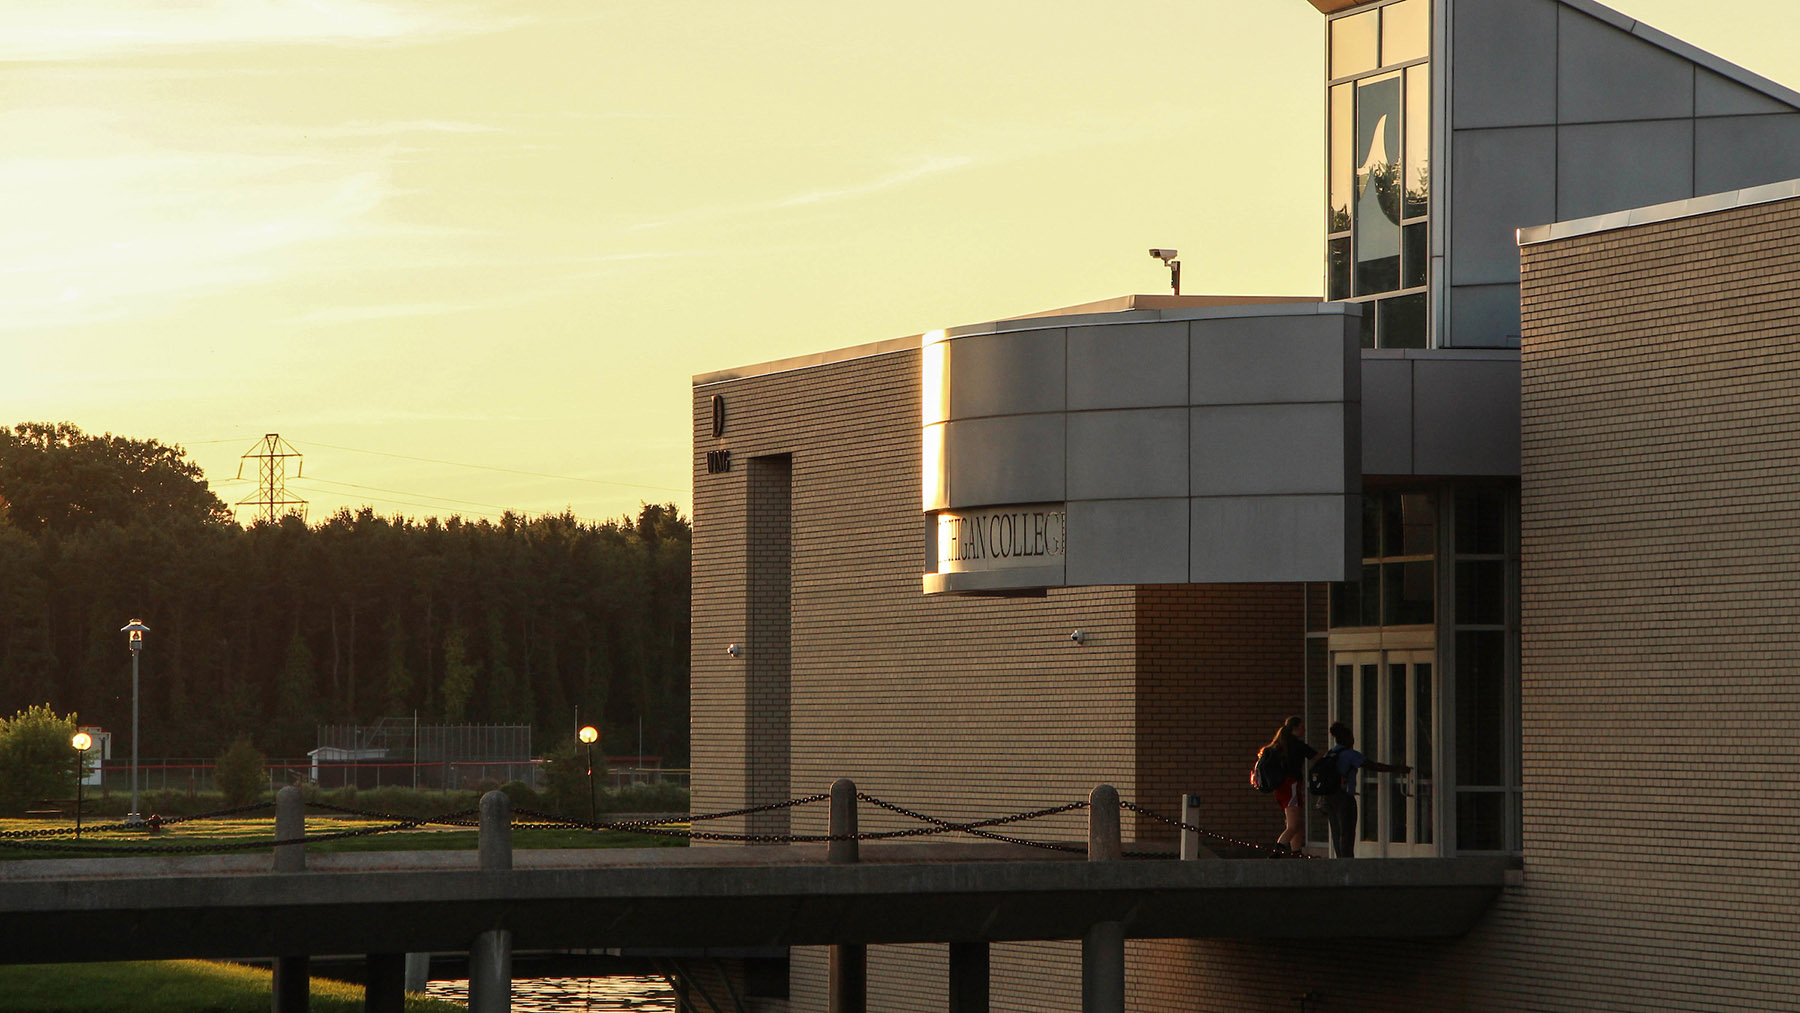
[120,619,149,824]
[577,725,599,822]
[71,732,92,840]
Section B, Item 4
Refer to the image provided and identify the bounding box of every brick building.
[689,1,1800,1009]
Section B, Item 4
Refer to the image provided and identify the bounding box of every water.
[426,975,676,1011]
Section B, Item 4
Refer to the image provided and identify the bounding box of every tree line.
[0,423,690,762]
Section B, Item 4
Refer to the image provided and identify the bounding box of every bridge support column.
[1180,793,1218,860]
[364,953,405,1013]
[948,941,988,1013]
[828,778,865,1013]
[470,791,513,1013]
[273,785,310,1013]
[1082,784,1124,1013]
[403,953,430,993]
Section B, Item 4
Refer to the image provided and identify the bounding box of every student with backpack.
[1312,720,1411,858]
[1252,715,1317,855]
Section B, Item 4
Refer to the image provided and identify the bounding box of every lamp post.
[71,732,92,840]
[577,725,599,822]
[120,619,149,824]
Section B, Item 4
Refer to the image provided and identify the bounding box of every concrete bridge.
[0,786,1509,1012]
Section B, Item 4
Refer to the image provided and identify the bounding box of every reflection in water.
[427,976,676,1012]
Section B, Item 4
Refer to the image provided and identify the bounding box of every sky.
[5,0,1799,527]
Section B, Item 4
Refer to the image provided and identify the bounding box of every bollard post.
[1082,784,1124,1013]
[272,785,309,1013]
[470,791,513,1013]
[364,954,405,1013]
[403,953,430,993]
[1179,793,1218,860]
[828,779,865,1013]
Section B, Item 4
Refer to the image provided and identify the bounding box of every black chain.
[1118,799,1312,859]
[0,801,278,840]
[856,793,1091,853]
[0,818,429,856]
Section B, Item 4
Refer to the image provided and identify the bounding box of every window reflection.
[1330,84,1353,233]
[1331,9,1379,79]
[1383,0,1430,66]
[1354,73,1401,296]
[1405,64,1430,217]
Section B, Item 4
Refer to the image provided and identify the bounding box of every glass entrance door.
[1330,651,1435,856]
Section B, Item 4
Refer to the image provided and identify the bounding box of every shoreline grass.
[0,960,463,1012]
[0,817,688,860]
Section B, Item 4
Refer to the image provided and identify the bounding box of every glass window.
[1404,63,1430,218]
[1415,663,1434,844]
[1455,489,1506,554]
[1331,84,1353,234]
[1456,560,1506,625]
[1382,561,1434,624]
[1358,307,1376,349]
[1378,293,1428,348]
[1403,222,1428,289]
[1336,664,1355,732]
[1329,238,1352,301]
[1388,669,1408,841]
[1382,0,1430,67]
[1389,492,1435,556]
[1360,664,1380,842]
[1456,792,1505,851]
[1455,630,1506,786]
[1331,9,1379,79]
[1354,73,1401,296]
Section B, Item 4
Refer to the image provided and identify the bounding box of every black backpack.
[1250,746,1284,792]
[1308,747,1346,796]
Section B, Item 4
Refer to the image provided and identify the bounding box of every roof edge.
[1518,177,1800,245]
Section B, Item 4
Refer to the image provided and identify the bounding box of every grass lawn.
[0,960,463,1012]
[0,817,687,859]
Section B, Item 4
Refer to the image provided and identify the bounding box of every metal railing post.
[1179,793,1218,860]
[1082,784,1124,1013]
[828,778,865,1013]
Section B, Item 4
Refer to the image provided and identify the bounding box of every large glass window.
[1451,487,1520,854]
[1330,491,1435,629]
[1327,0,1430,348]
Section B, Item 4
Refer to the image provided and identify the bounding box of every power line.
[298,476,517,513]
[302,440,685,494]
[286,483,506,521]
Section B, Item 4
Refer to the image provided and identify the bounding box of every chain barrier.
[0,790,1308,860]
[856,793,1091,854]
[1119,799,1312,859]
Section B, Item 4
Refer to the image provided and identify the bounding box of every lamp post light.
[577,725,599,822]
[120,619,149,824]
[71,732,92,840]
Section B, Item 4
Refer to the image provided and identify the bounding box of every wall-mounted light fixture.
[1069,630,1087,645]
[727,643,742,657]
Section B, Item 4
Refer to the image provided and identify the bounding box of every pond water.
[426,975,677,1011]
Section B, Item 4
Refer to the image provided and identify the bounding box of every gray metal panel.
[1695,115,1800,195]
[1360,356,1414,476]
[1448,284,1522,349]
[1555,120,1694,221]
[1189,315,1353,406]
[1065,499,1189,585]
[1449,0,1558,129]
[1066,409,1189,501]
[1190,403,1350,496]
[1189,495,1356,583]
[944,328,1066,419]
[1411,358,1521,475]
[1450,126,1557,285]
[1557,7,1694,124]
[944,415,1065,508]
[1066,322,1188,410]
[1696,69,1796,117]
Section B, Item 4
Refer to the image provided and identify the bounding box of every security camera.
[1070,630,1087,644]
[1148,248,1179,262]
[726,643,741,657]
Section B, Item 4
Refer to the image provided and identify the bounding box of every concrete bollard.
[363,954,405,1013]
[1083,784,1124,1013]
[403,953,430,993]
[272,785,309,1013]
[1179,793,1218,860]
[274,785,306,873]
[828,779,865,1013]
[470,791,513,1013]
[948,940,990,1013]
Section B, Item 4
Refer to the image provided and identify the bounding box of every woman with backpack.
[1259,715,1317,855]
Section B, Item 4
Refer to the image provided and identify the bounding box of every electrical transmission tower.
[235,434,307,525]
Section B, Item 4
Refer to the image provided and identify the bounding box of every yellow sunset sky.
[5,0,1798,525]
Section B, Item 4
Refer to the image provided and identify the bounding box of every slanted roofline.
[1304,0,1800,110]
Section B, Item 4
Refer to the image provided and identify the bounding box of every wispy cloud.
[629,154,978,232]
[0,1,523,63]
[294,293,527,325]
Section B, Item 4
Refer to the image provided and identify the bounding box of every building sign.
[936,505,1066,573]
